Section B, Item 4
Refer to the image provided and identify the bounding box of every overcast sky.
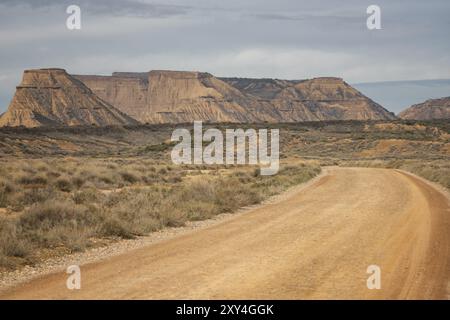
[1,0,449,112]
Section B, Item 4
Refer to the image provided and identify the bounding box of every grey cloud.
[0,0,450,112]
[0,0,189,18]
[248,11,362,22]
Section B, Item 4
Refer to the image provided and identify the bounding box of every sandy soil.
[1,167,449,299]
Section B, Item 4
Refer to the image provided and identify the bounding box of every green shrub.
[0,179,15,207]
[120,170,140,184]
[0,219,30,258]
[0,157,322,270]
[18,200,101,248]
[55,176,73,192]
[17,174,48,186]
[71,175,85,189]
[72,188,100,205]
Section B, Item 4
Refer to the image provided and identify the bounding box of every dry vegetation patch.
[341,159,450,189]
[0,157,320,270]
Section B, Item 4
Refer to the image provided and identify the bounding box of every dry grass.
[341,159,450,189]
[0,158,185,211]
[0,157,320,270]
[3,120,447,271]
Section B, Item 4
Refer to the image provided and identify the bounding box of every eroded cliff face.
[399,97,450,120]
[221,77,397,121]
[0,69,139,127]
[76,71,396,124]
[72,72,149,122]
[1,68,397,127]
[76,71,264,123]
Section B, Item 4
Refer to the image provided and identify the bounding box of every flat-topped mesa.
[296,77,345,84]
[220,76,362,101]
[76,70,256,124]
[220,76,396,120]
[0,68,139,127]
[112,72,148,79]
[19,68,66,88]
[2,68,397,127]
[399,96,450,120]
[149,70,213,79]
[74,71,396,123]
[293,77,363,101]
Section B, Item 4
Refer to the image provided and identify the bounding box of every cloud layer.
[1,0,449,112]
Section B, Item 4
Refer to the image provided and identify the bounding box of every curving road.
[1,167,449,299]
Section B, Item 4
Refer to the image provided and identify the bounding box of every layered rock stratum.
[399,97,450,120]
[0,68,397,127]
[75,71,396,124]
[0,69,139,127]
[221,77,396,121]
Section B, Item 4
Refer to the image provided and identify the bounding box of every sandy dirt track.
[1,167,449,299]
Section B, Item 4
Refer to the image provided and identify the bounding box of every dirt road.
[1,167,449,299]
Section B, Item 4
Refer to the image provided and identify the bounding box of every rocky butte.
[399,96,450,120]
[0,68,139,127]
[75,70,396,124]
[0,68,397,127]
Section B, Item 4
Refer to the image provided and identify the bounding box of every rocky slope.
[75,71,263,123]
[0,69,139,127]
[75,71,396,123]
[1,68,397,127]
[399,96,450,120]
[221,77,396,121]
